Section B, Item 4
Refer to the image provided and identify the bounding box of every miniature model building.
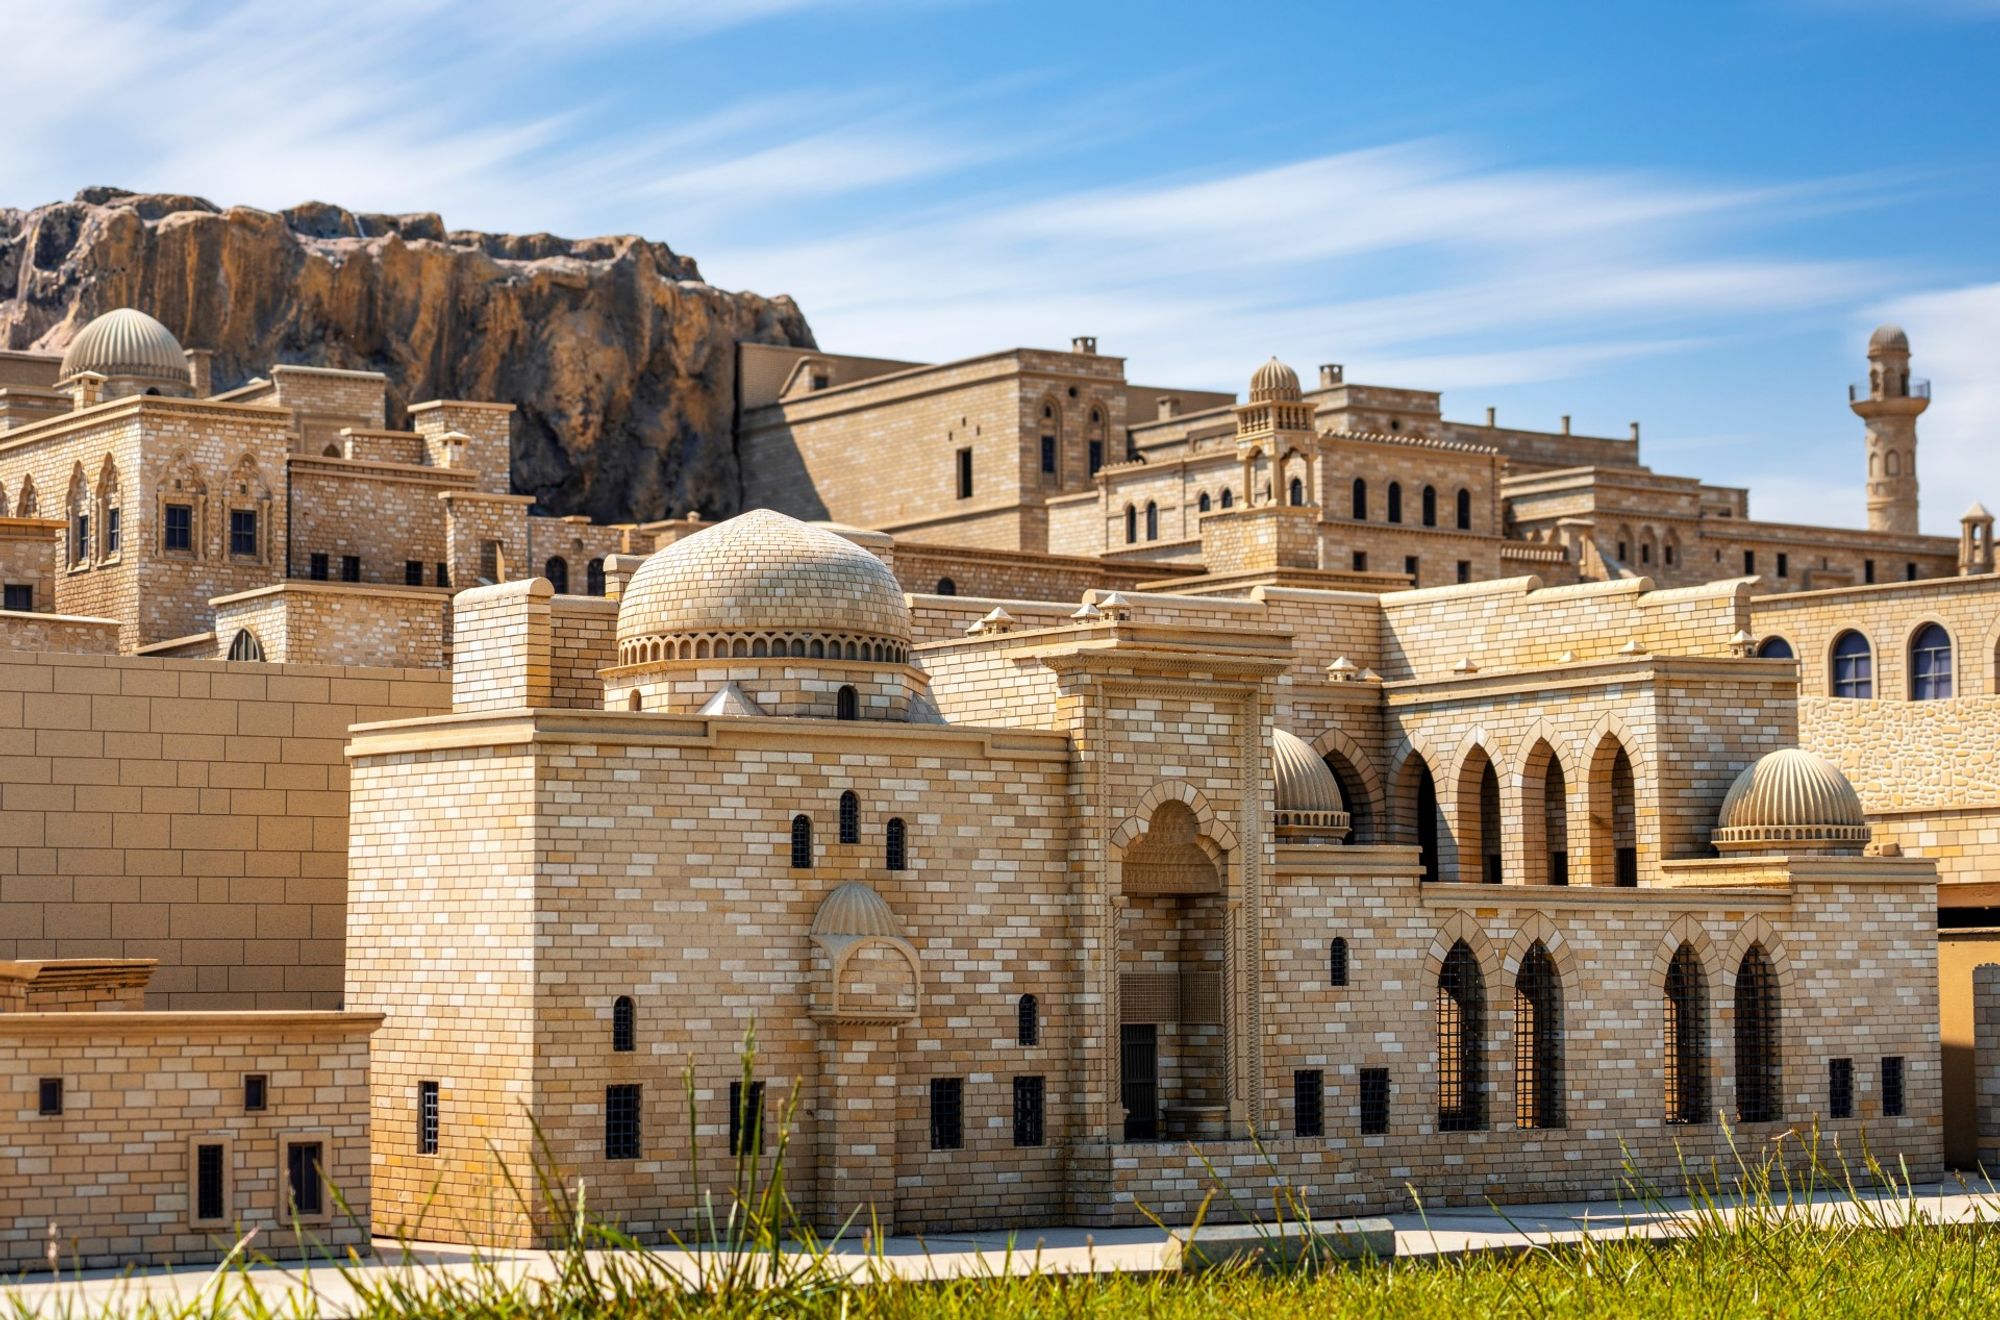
[0,308,1993,1264]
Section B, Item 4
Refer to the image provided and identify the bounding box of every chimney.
[801,356,831,392]
[1630,421,1641,442]
[1561,415,1572,435]
[1071,336,1097,355]
[184,349,213,398]
[69,371,105,412]
[1319,364,1344,387]
[1157,395,1182,420]
[1485,406,1497,427]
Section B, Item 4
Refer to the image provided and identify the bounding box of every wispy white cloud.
[1875,283,2000,535]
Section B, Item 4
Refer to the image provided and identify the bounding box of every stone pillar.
[1975,965,2000,1171]
[816,1024,900,1238]
[450,578,553,713]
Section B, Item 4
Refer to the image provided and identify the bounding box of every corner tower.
[1852,324,1928,535]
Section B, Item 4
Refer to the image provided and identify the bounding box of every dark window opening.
[543,556,569,593]
[105,508,120,555]
[1864,559,1876,584]
[1514,942,1565,1129]
[956,448,973,500]
[341,554,361,583]
[1359,1067,1390,1135]
[1352,550,1368,572]
[1414,763,1440,884]
[1422,485,1437,527]
[606,1085,642,1159]
[1329,936,1349,988]
[1351,478,1367,521]
[1911,623,1953,700]
[244,1074,268,1112]
[1882,1057,1905,1117]
[1013,1075,1045,1147]
[1041,435,1057,475]
[1437,941,1485,1131]
[729,1080,765,1156]
[435,562,450,588]
[838,791,860,844]
[1288,476,1304,506]
[3,584,29,612]
[1219,488,1233,509]
[936,577,956,596]
[285,1141,324,1216]
[1829,1057,1854,1120]
[405,560,424,586]
[1089,440,1103,475]
[38,1078,62,1116]
[1776,552,1788,579]
[1744,550,1756,575]
[790,815,813,869]
[1907,562,1918,581]
[230,509,258,557]
[1145,502,1158,541]
[309,552,329,580]
[1404,555,1419,582]
[886,817,907,871]
[165,503,193,552]
[1735,944,1780,1124]
[1664,943,1709,1124]
[1456,488,1472,530]
[587,559,606,596]
[1198,492,1211,513]
[1294,1069,1324,1137]
[1121,1023,1159,1141]
[419,1080,440,1154]
[612,996,636,1052]
[1456,560,1472,584]
[929,1078,964,1150]
[1017,993,1040,1046]
[837,685,859,721]
[1125,506,1137,544]
[196,1142,227,1221]
[1832,631,1874,699]
[1387,482,1403,524]
[1756,637,1794,660]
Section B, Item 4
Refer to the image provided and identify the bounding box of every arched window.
[1329,936,1349,988]
[1664,943,1708,1124]
[1288,476,1304,507]
[543,556,569,593]
[1220,488,1234,509]
[790,814,813,869]
[1756,637,1795,660]
[96,458,121,558]
[1017,994,1039,1046]
[1456,488,1472,530]
[627,691,642,711]
[1387,482,1403,524]
[1124,505,1137,544]
[1911,623,1953,700]
[1459,748,1502,883]
[839,790,860,844]
[612,996,635,1053]
[66,465,91,567]
[1831,630,1873,699]
[586,558,606,596]
[1410,760,1440,883]
[836,685,859,721]
[1514,942,1564,1129]
[885,817,907,871]
[1734,943,1780,1123]
[1422,485,1437,527]
[227,630,265,663]
[1197,491,1211,513]
[1144,502,1159,541]
[1437,940,1485,1131]
[1351,478,1367,521]
[936,577,956,596]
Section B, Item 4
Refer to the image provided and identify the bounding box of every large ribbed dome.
[59,309,188,387]
[616,509,911,664]
[1272,728,1349,839]
[1713,748,1870,853]
[1249,356,1302,403]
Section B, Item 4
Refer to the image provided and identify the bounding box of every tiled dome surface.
[617,508,911,649]
[1714,748,1870,851]
[1249,355,1302,402]
[60,308,188,385]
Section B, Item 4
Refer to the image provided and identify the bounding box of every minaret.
[1851,324,1928,535]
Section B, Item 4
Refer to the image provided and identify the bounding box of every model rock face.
[0,187,816,523]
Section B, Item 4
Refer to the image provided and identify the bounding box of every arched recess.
[1583,721,1641,886]
[1388,736,1447,882]
[1653,918,1720,1125]
[16,473,37,518]
[1514,731,1574,886]
[1426,915,1499,1132]
[64,463,91,567]
[1512,940,1565,1130]
[1453,738,1504,884]
[1311,728,1383,845]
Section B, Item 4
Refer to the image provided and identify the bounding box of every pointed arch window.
[1219,488,1233,509]
[1456,488,1472,530]
[885,817,907,871]
[1197,491,1211,513]
[66,466,91,568]
[1421,485,1437,527]
[1351,478,1367,521]
[838,790,860,844]
[1911,623,1952,700]
[1387,482,1403,524]
[1017,994,1039,1046]
[1831,630,1873,699]
[543,556,569,593]
[1514,942,1564,1129]
[1664,943,1708,1124]
[97,460,121,558]
[1329,936,1349,988]
[586,558,606,596]
[1437,941,1486,1131]
[1734,943,1780,1123]
[1288,476,1304,506]
[1144,502,1158,541]
[227,629,265,663]
[1124,505,1137,544]
[612,996,636,1053]
[790,815,813,870]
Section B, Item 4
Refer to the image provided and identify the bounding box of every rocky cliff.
[0,187,815,522]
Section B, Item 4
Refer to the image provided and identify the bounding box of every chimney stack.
[69,371,105,412]
[1157,395,1182,420]
[1319,364,1344,387]
[1485,406,1497,427]
[1071,336,1097,355]
[1630,421,1641,442]
[184,349,213,398]
[1561,415,1572,435]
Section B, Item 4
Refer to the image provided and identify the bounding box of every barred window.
[886,817,907,871]
[195,1142,227,1222]
[1734,944,1781,1124]
[419,1081,440,1154]
[285,1141,324,1216]
[1829,1058,1853,1120]
[1013,1075,1045,1147]
[790,815,813,869]
[1293,1069,1324,1137]
[1329,936,1349,988]
[244,1074,268,1113]
[1664,943,1709,1124]
[1514,941,1565,1129]
[606,1084,642,1159]
[839,791,860,844]
[612,996,636,1053]
[1017,993,1040,1047]
[837,685,859,721]
[929,1078,964,1151]
[1359,1067,1390,1135]
[728,1081,765,1157]
[1882,1056,1905,1117]
[1437,941,1486,1131]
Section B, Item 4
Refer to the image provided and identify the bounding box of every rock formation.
[0,187,815,522]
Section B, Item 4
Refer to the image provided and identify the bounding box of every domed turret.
[1713,748,1870,854]
[1272,728,1349,841]
[1249,356,1302,403]
[58,309,192,397]
[1868,324,1910,357]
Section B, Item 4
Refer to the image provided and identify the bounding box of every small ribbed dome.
[1868,324,1910,356]
[616,508,911,662]
[1249,356,1302,403]
[1272,728,1349,840]
[59,309,188,386]
[810,881,905,940]
[1713,748,1871,853]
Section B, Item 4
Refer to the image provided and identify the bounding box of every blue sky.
[9,0,1999,532]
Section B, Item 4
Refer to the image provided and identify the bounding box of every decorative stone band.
[617,629,909,667]
[1276,807,1351,837]
[1712,821,1874,851]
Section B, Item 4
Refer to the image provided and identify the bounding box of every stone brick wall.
[412,401,515,497]
[287,460,465,586]
[269,364,388,454]
[1750,573,2000,700]
[0,650,448,1007]
[0,1011,377,1268]
[442,491,534,592]
[550,596,618,709]
[451,579,553,712]
[212,583,448,670]
[0,516,61,611]
[0,611,120,654]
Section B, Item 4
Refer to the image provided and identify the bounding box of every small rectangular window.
[435,562,450,588]
[1829,1058,1853,1119]
[194,1142,227,1224]
[1456,560,1472,584]
[929,1078,964,1151]
[105,508,120,555]
[285,1140,324,1216]
[1403,555,1418,582]
[479,540,501,582]
[1907,562,1918,581]
[1293,1069,1324,1137]
[309,552,329,580]
[1864,558,1876,584]
[341,554,361,583]
[1550,850,1569,886]
[3,584,31,612]
[1777,552,1789,579]
[165,503,193,552]
[405,560,424,586]
[606,1084,642,1159]
[1882,1057,1905,1117]
[1041,435,1057,475]
[230,509,258,557]
[72,514,89,565]
[728,1080,765,1157]
[1359,1067,1391,1135]
[38,1077,62,1116]
[244,1074,268,1112]
[419,1081,440,1155]
[1616,846,1639,887]
[1088,439,1103,475]
[1743,550,1756,575]
[1351,550,1367,572]
[956,448,974,500]
[1013,1075,1045,1147]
